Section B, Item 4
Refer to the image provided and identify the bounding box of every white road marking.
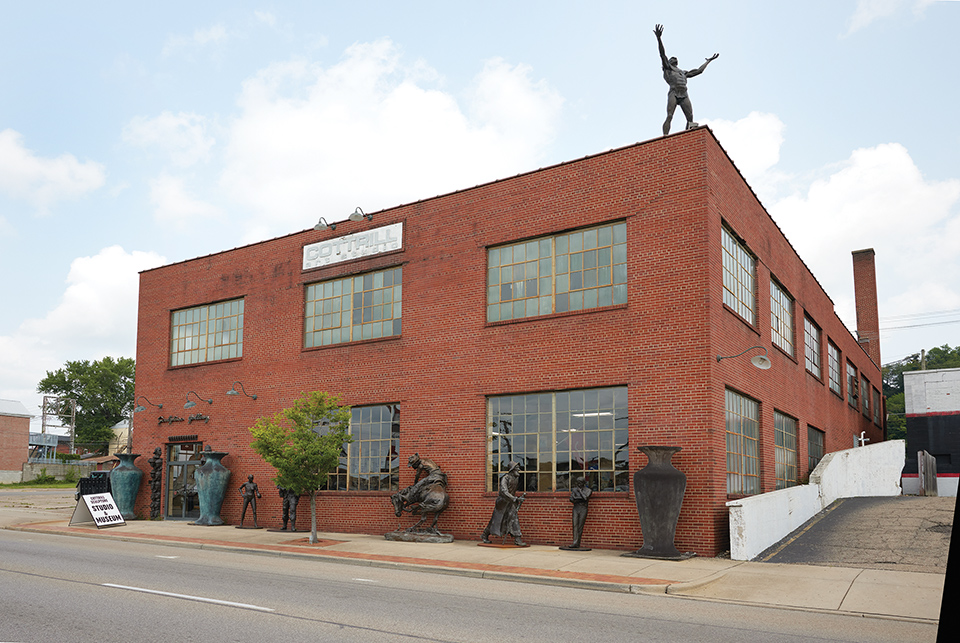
[352,578,379,583]
[155,555,180,559]
[102,583,275,612]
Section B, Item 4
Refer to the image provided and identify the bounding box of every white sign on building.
[303,222,403,270]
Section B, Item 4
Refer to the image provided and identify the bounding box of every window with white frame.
[726,389,760,495]
[486,222,627,322]
[770,280,794,356]
[323,404,400,491]
[804,316,822,378]
[775,411,798,489]
[487,387,629,493]
[170,298,244,367]
[722,227,756,325]
[828,341,842,395]
[305,266,402,348]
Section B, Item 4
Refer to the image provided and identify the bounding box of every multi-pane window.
[323,404,400,491]
[873,388,882,425]
[847,362,858,407]
[721,227,756,325]
[170,299,244,367]
[726,389,760,495]
[775,411,798,489]
[808,426,825,472]
[305,267,402,348]
[804,316,822,378]
[828,342,842,395]
[487,387,628,493]
[487,222,627,322]
[861,377,871,417]
[770,281,794,356]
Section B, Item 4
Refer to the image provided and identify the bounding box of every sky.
[2,1,958,430]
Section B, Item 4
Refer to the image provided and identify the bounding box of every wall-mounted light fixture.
[184,391,213,409]
[348,207,373,222]
[134,395,163,413]
[226,381,257,400]
[314,217,336,231]
[717,345,772,370]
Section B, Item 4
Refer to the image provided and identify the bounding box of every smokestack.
[852,248,881,366]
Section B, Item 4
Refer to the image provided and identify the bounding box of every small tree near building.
[249,391,351,544]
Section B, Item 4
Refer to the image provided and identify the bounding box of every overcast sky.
[2,1,958,429]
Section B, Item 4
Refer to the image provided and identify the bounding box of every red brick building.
[132,127,884,555]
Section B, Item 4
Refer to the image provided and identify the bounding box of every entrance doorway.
[166,442,202,520]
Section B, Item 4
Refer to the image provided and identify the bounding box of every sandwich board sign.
[69,492,125,528]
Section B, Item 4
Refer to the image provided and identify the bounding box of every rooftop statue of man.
[654,24,719,135]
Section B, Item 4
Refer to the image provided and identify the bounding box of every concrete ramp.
[758,496,955,574]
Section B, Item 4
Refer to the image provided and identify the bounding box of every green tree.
[249,391,352,544]
[36,356,135,453]
[885,392,905,441]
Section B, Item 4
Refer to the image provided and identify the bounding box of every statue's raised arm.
[654,24,669,68]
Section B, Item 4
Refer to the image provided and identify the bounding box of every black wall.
[903,414,960,474]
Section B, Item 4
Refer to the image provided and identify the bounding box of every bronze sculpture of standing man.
[654,24,718,135]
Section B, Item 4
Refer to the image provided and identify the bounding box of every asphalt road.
[0,528,937,643]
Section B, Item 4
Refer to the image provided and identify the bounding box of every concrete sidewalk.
[5,512,944,624]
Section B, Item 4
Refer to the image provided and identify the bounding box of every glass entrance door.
[166,442,202,520]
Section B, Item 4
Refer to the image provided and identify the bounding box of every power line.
[881,318,960,332]
[880,308,960,323]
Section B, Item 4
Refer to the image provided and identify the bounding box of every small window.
[847,362,858,407]
[861,377,871,417]
[775,411,798,489]
[721,227,756,325]
[804,316,822,379]
[828,342,842,395]
[807,426,825,472]
[873,388,882,425]
[170,298,244,366]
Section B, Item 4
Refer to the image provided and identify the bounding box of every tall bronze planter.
[110,453,142,520]
[192,451,231,526]
[624,445,693,560]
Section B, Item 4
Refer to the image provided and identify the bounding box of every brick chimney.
[852,248,881,366]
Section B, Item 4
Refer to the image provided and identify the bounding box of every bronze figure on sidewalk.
[238,474,262,528]
[561,476,592,551]
[482,461,527,546]
[654,24,719,135]
[278,487,300,531]
[390,453,450,533]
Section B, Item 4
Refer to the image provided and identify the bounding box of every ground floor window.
[808,426,825,473]
[775,411,798,489]
[323,404,399,491]
[166,442,202,519]
[725,389,760,495]
[487,386,628,493]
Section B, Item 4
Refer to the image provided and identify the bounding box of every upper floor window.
[487,386,629,493]
[770,280,794,357]
[323,404,400,491]
[726,389,760,495]
[721,227,756,325]
[847,362,858,407]
[804,316,822,378]
[873,388,882,425]
[828,342,842,395]
[305,266,402,348]
[861,377,871,417]
[170,298,244,367]
[487,222,627,322]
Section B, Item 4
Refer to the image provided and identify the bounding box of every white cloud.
[254,11,276,27]
[123,111,215,167]
[1,246,165,420]
[703,112,787,201]
[0,129,105,213]
[149,174,223,226]
[219,39,563,234]
[162,23,229,56]
[845,0,938,34]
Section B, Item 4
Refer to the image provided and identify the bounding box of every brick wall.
[0,413,29,473]
[132,128,884,556]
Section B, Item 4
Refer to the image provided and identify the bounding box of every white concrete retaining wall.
[727,440,905,560]
[0,470,22,484]
[902,475,959,497]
